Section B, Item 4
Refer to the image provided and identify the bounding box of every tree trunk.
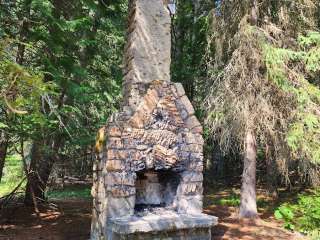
[24,138,61,205]
[265,143,278,199]
[239,130,258,218]
[0,139,8,183]
[212,140,224,178]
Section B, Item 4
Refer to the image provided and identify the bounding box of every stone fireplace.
[135,170,180,212]
[90,0,217,239]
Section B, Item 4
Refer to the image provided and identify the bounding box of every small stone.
[192,125,203,134]
[106,160,126,171]
[136,144,148,150]
[194,133,204,145]
[132,160,146,171]
[108,126,121,137]
[188,144,203,153]
[180,108,189,120]
[107,137,123,149]
[185,132,197,144]
[178,151,190,161]
[107,149,128,160]
[190,152,204,160]
[109,185,135,197]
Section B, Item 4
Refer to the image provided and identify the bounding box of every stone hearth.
[90,0,217,239]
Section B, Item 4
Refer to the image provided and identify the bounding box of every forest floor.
[0,186,307,240]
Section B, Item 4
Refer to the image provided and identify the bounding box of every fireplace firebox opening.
[135,170,180,213]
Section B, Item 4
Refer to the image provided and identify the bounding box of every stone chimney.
[90,0,217,239]
[122,0,171,110]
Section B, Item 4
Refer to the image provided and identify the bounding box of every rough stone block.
[107,211,217,235]
[194,133,204,145]
[177,182,203,195]
[143,89,159,112]
[106,160,126,171]
[179,95,195,116]
[128,110,145,128]
[188,144,203,153]
[153,145,178,166]
[174,83,186,97]
[180,171,203,182]
[107,149,128,160]
[107,195,135,218]
[187,161,204,171]
[105,172,136,186]
[190,151,204,159]
[131,160,146,172]
[177,195,203,214]
[109,185,135,197]
[185,116,201,130]
[191,125,203,134]
[107,137,123,149]
[109,126,122,137]
[185,132,197,144]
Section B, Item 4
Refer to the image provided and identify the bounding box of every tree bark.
[0,138,8,183]
[239,130,258,218]
[265,143,278,199]
[24,138,61,205]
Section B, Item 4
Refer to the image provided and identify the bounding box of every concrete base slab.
[106,210,218,240]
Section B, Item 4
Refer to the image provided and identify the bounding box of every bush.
[274,189,320,236]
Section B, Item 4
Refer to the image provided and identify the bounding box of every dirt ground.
[0,198,305,240]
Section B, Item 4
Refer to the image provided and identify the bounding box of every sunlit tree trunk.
[239,130,257,218]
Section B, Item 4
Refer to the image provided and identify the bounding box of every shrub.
[274,189,320,236]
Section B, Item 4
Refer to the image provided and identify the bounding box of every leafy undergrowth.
[0,154,24,197]
[274,189,320,239]
[205,184,320,239]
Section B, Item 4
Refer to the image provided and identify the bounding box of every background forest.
[0,0,320,239]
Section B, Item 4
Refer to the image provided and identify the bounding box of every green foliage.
[0,154,24,197]
[172,0,213,103]
[263,31,320,164]
[274,189,320,235]
[274,205,295,230]
[0,0,127,187]
[1,41,53,112]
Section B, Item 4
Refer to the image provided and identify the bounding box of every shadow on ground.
[0,192,304,240]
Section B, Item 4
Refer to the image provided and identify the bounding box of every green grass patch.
[207,190,269,208]
[47,186,92,200]
[0,154,25,197]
